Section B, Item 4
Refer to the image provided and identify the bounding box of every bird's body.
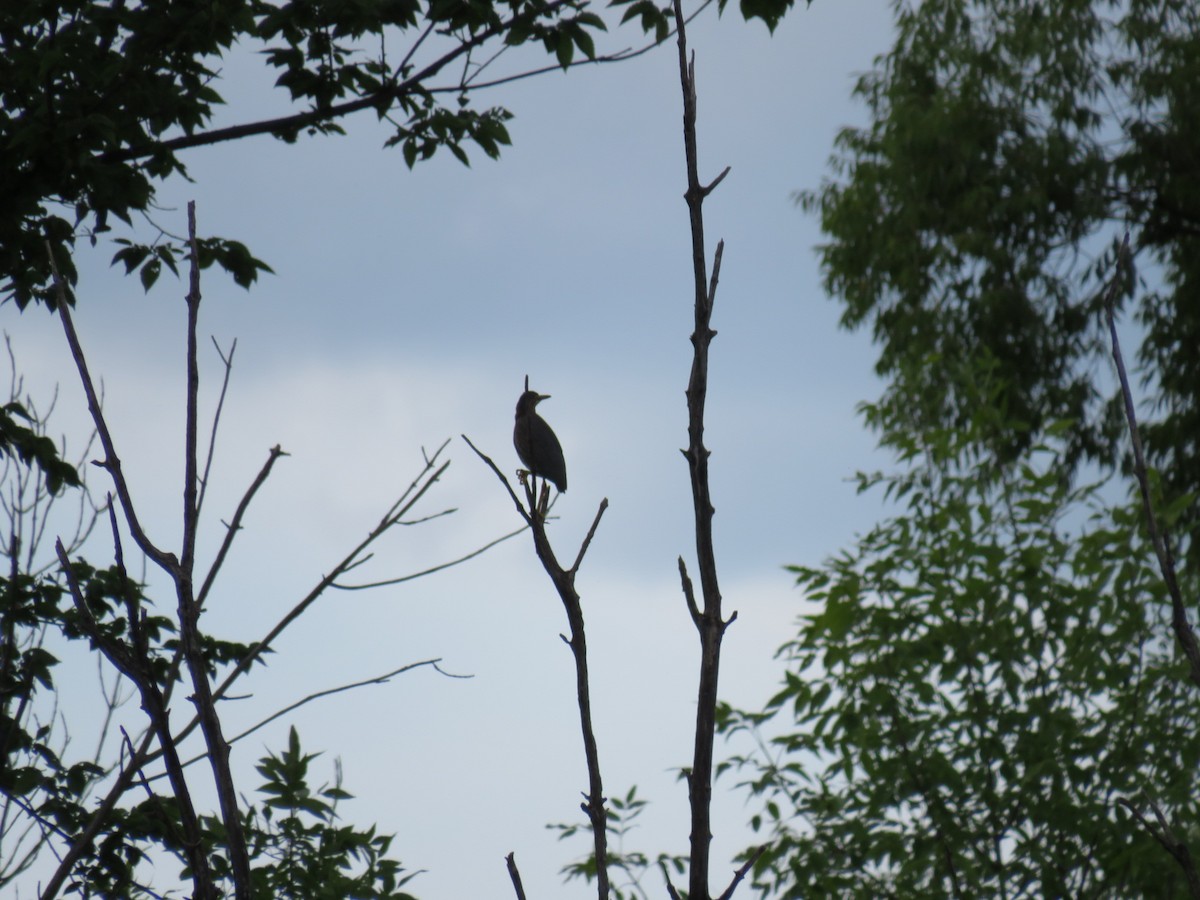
[513,390,567,493]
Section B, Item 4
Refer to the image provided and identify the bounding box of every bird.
[513,389,567,493]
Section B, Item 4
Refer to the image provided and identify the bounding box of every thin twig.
[334,524,526,590]
[398,20,437,72]
[195,337,237,521]
[715,847,765,900]
[677,556,701,624]
[661,857,683,900]
[461,435,533,527]
[569,499,609,575]
[196,443,288,608]
[46,243,176,573]
[156,660,467,777]
[448,0,716,94]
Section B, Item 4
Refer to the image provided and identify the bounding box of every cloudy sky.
[8,0,900,896]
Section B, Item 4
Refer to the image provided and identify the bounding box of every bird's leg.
[516,469,543,518]
[517,469,534,508]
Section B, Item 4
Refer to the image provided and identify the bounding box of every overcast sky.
[8,1,899,896]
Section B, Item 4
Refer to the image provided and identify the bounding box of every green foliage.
[0,403,80,495]
[111,237,275,293]
[243,726,420,900]
[742,6,1200,884]
[798,0,1200,560]
[0,0,606,307]
[3,554,413,897]
[1,558,146,897]
[724,398,1200,896]
[0,0,800,311]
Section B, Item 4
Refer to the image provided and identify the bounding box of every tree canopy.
[726,1,1200,895]
[799,0,1199,556]
[1,0,800,311]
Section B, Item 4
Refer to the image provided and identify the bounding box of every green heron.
[513,390,567,493]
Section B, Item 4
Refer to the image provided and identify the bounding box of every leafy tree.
[245,726,419,900]
[1,0,797,311]
[798,0,1199,559]
[725,365,1200,896]
[724,1,1200,896]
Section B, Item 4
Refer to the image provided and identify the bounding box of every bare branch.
[671,2,735,896]
[196,443,289,608]
[195,337,237,521]
[50,439,456,888]
[715,848,764,900]
[469,432,611,897]
[200,445,453,716]
[335,523,526,590]
[461,434,533,527]
[506,851,529,900]
[168,203,253,898]
[160,660,467,777]
[568,499,609,576]
[224,659,468,746]
[46,243,176,573]
[182,201,202,573]
[677,556,700,624]
[399,20,438,73]
[661,858,683,900]
[701,166,731,200]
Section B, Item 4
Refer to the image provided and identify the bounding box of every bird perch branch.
[465,432,612,899]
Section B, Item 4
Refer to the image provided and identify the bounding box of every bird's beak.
[538,393,551,401]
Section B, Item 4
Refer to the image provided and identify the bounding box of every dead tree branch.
[156,659,468,777]
[506,851,529,900]
[163,442,453,755]
[195,337,237,522]
[671,2,737,897]
[48,249,174,573]
[465,433,612,899]
[173,203,251,896]
[196,443,288,609]
[333,524,526,590]
[48,205,253,897]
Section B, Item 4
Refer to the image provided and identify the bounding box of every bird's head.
[515,390,550,417]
